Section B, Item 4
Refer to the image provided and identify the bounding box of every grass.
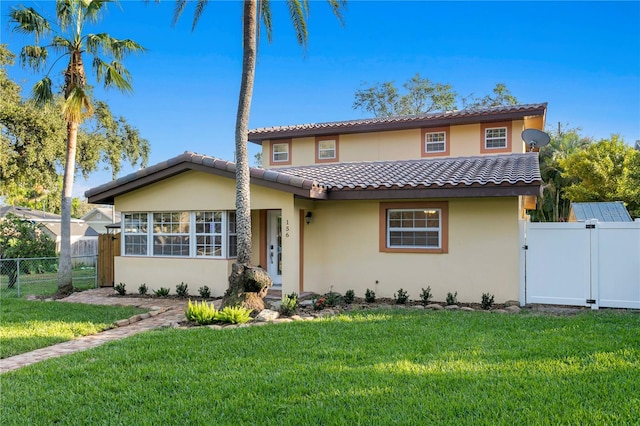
[0,268,96,298]
[0,298,147,358]
[1,309,639,424]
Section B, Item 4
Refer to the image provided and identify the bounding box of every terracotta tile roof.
[248,103,547,143]
[86,151,541,204]
[278,153,541,192]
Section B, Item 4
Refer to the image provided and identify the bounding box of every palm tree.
[10,0,145,294]
[174,0,346,265]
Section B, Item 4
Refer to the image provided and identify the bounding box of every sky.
[1,0,639,198]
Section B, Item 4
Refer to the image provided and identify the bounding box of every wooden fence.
[97,234,120,287]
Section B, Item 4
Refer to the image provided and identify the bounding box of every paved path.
[0,288,195,374]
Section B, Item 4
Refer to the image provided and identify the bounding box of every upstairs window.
[270,139,292,165]
[315,135,339,163]
[481,121,512,153]
[421,126,449,157]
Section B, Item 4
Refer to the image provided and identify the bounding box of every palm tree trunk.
[234,0,258,265]
[57,120,78,294]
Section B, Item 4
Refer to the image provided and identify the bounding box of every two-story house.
[86,103,546,303]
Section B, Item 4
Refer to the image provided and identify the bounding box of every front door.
[267,210,282,286]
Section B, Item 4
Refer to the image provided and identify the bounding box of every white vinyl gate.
[523,220,640,309]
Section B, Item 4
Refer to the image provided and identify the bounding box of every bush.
[114,283,126,296]
[446,291,458,306]
[176,282,189,298]
[198,286,211,299]
[280,292,298,316]
[420,286,433,306]
[344,289,355,304]
[365,288,376,303]
[138,283,148,295]
[313,297,326,311]
[217,306,252,324]
[185,300,218,325]
[394,288,409,305]
[481,292,495,310]
[154,287,170,297]
[325,291,340,307]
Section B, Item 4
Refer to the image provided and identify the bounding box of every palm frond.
[63,85,93,122]
[192,0,209,31]
[258,0,273,44]
[83,0,110,24]
[171,0,188,27]
[286,0,309,48]
[51,35,73,54]
[32,77,54,106]
[9,6,52,43]
[326,0,347,27]
[56,0,74,31]
[87,33,145,60]
[99,60,134,93]
[19,45,48,72]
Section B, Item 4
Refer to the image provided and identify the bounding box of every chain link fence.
[0,256,97,298]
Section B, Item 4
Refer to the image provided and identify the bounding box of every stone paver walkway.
[0,288,194,374]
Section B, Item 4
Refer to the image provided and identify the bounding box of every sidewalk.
[0,288,192,374]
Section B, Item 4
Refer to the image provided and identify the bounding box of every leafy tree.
[353,75,518,117]
[530,126,592,222]
[560,136,640,218]
[0,214,56,287]
[173,0,346,306]
[9,0,145,294]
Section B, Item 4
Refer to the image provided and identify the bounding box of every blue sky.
[1,1,639,197]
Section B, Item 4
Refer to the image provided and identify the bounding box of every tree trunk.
[57,120,78,295]
[234,0,257,265]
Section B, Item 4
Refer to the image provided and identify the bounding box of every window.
[480,121,512,153]
[270,139,292,165]
[123,213,148,255]
[123,211,237,258]
[153,212,190,257]
[421,127,450,157]
[379,202,448,253]
[315,135,339,162]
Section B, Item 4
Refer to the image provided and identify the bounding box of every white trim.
[272,143,289,163]
[386,208,442,249]
[484,126,507,149]
[318,139,336,159]
[424,131,446,153]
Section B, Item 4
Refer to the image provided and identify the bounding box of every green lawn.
[0,268,97,298]
[2,309,639,425]
[0,298,147,358]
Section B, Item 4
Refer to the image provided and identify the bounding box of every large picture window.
[379,202,449,253]
[123,211,237,258]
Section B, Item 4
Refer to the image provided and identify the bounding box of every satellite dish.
[522,129,551,152]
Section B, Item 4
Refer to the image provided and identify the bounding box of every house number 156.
[285,220,290,238]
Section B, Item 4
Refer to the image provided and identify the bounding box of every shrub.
[365,288,376,303]
[114,283,126,296]
[185,300,218,325]
[446,291,458,306]
[138,283,148,295]
[344,289,355,304]
[280,292,298,316]
[325,291,341,307]
[198,286,211,299]
[420,286,433,306]
[394,288,409,305]
[176,282,189,298]
[217,306,252,324]
[313,297,326,311]
[481,292,495,310]
[154,287,170,297]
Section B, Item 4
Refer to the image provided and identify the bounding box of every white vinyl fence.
[523,220,640,309]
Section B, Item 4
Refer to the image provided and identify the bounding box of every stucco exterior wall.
[301,197,521,303]
[114,256,232,296]
[263,120,530,168]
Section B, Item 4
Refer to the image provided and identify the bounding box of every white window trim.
[424,131,446,153]
[484,126,508,149]
[152,212,190,257]
[272,143,289,163]
[123,212,148,256]
[387,208,442,249]
[122,211,237,259]
[318,139,337,160]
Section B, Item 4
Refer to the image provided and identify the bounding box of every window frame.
[480,121,512,153]
[379,202,449,253]
[421,126,450,157]
[269,139,292,166]
[315,135,339,163]
[123,212,148,256]
[122,211,237,259]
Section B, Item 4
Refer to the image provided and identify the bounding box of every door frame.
[266,210,282,286]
